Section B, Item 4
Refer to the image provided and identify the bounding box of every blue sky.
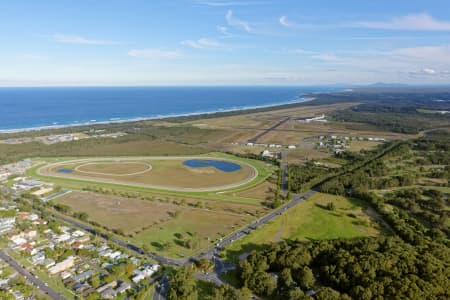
[1,0,450,86]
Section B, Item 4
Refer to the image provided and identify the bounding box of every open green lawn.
[224,193,382,260]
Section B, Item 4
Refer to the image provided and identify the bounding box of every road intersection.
[0,249,66,300]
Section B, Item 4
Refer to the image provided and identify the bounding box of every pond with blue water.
[57,168,73,174]
[183,159,242,172]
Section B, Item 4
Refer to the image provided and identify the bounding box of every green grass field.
[132,209,254,258]
[224,193,382,260]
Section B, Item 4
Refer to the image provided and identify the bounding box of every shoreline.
[0,97,315,134]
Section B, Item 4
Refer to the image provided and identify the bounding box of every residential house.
[48,256,76,274]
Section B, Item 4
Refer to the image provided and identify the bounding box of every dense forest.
[330,109,449,134]
[306,89,450,134]
[238,236,449,299]
[288,163,330,193]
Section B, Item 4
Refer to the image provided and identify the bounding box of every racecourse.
[37,156,259,192]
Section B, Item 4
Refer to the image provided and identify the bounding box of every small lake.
[183,159,241,172]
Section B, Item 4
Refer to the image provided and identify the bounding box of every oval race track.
[37,156,259,192]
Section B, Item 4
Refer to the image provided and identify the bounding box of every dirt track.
[37,156,259,192]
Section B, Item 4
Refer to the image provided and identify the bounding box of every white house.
[48,256,75,274]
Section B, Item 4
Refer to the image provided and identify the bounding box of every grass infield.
[33,153,272,193]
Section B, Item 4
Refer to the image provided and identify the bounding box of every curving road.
[0,250,66,300]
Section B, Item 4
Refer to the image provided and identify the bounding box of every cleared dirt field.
[40,156,258,192]
[348,141,383,152]
[187,103,357,130]
[56,191,257,257]
[183,103,414,154]
[58,191,177,233]
[133,209,253,257]
[234,180,277,201]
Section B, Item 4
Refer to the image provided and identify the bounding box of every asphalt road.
[211,190,316,251]
[49,189,316,299]
[53,214,184,267]
[185,189,317,299]
[0,249,66,300]
[153,277,169,300]
[193,189,317,282]
[281,151,288,193]
[247,116,291,143]
[197,254,235,285]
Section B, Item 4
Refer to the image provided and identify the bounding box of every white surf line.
[37,156,259,192]
[74,161,152,177]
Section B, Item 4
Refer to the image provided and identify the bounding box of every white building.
[0,172,10,181]
[132,264,160,283]
[298,114,327,123]
[31,252,46,265]
[0,217,15,234]
[48,256,75,274]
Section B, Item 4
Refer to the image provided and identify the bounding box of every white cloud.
[290,49,315,55]
[289,49,339,61]
[50,34,116,45]
[127,49,181,59]
[196,1,266,6]
[390,45,450,64]
[356,13,450,31]
[409,68,450,77]
[311,53,340,62]
[181,38,223,49]
[287,44,450,68]
[217,26,232,37]
[422,68,436,75]
[279,16,297,28]
[277,13,450,32]
[22,54,49,61]
[226,10,251,32]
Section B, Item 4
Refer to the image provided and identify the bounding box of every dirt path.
[275,216,284,242]
[365,206,396,235]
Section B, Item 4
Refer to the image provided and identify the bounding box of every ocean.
[0,86,333,131]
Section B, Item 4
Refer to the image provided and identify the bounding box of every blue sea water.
[0,86,333,131]
[183,159,241,172]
